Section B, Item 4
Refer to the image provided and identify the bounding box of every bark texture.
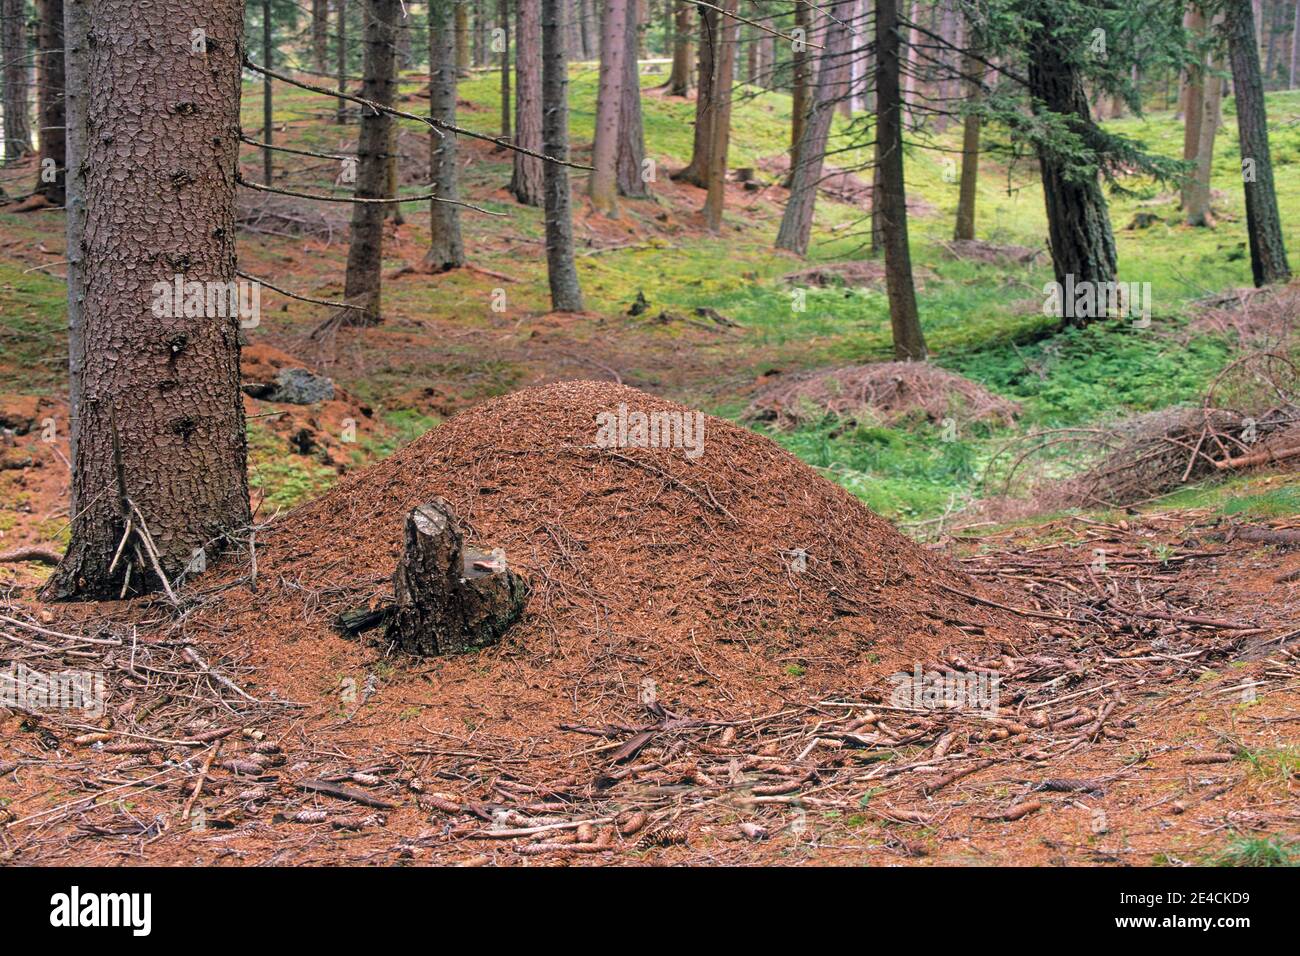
[2,0,32,159]
[1180,4,1206,210]
[1186,18,1224,227]
[588,0,629,214]
[336,0,349,123]
[702,0,737,233]
[63,0,87,498]
[509,0,545,204]
[616,0,648,198]
[47,0,251,600]
[954,23,982,241]
[34,0,64,204]
[672,2,715,187]
[668,0,691,94]
[542,0,584,310]
[427,0,466,270]
[312,0,329,73]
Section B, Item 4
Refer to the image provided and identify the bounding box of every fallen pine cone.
[102,741,156,754]
[639,825,687,848]
[617,810,648,836]
[1182,753,1236,765]
[978,799,1043,822]
[421,794,463,815]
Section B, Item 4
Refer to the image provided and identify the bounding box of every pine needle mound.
[200,381,1029,728]
[745,362,1020,431]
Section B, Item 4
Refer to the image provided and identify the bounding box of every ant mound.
[205,381,1031,731]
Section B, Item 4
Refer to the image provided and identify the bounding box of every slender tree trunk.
[775,0,852,255]
[34,0,64,203]
[336,0,349,122]
[672,2,715,186]
[342,0,399,321]
[474,0,486,65]
[542,0,584,309]
[2,0,32,160]
[788,0,810,180]
[616,0,648,197]
[48,0,250,600]
[953,24,982,241]
[1290,0,1299,88]
[428,0,466,269]
[1026,7,1118,310]
[386,121,404,223]
[702,0,737,233]
[869,138,883,255]
[668,0,691,94]
[262,0,273,186]
[579,0,595,57]
[499,0,511,137]
[510,0,544,204]
[313,0,330,73]
[1185,31,1223,227]
[455,0,472,73]
[1227,0,1291,284]
[876,0,926,360]
[588,0,629,214]
[63,0,86,497]
[1180,4,1207,210]
[902,0,920,128]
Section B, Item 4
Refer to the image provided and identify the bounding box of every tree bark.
[1186,18,1224,227]
[672,2,715,186]
[262,0,273,187]
[34,0,64,204]
[1290,0,1299,88]
[2,0,32,160]
[428,0,467,270]
[510,0,545,204]
[63,0,86,500]
[1026,7,1118,309]
[342,0,399,322]
[312,0,330,73]
[616,0,648,197]
[455,0,472,73]
[336,0,349,123]
[788,0,810,181]
[775,0,852,255]
[667,0,691,94]
[542,0,584,309]
[953,18,982,241]
[702,0,737,233]
[1226,0,1291,285]
[579,0,595,58]
[588,0,629,215]
[47,0,250,600]
[1180,4,1206,210]
[875,0,926,360]
[499,0,511,137]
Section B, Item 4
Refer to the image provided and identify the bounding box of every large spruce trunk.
[427,0,466,270]
[47,0,250,600]
[342,0,399,321]
[34,0,65,204]
[1226,0,1291,285]
[541,0,584,310]
[1026,8,1118,309]
[509,0,545,205]
[875,0,926,361]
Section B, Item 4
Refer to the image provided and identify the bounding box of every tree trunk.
[2,0,32,160]
[702,0,737,233]
[579,0,595,58]
[788,0,810,181]
[34,0,64,204]
[875,0,926,360]
[616,0,648,197]
[1186,19,1224,227]
[542,0,584,310]
[1026,8,1118,309]
[312,0,330,73]
[953,20,982,241]
[342,0,399,322]
[262,0,273,186]
[428,0,466,270]
[672,2,715,186]
[47,0,250,600]
[1180,4,1206,210]
[588,0,629,215]
[336,0,349,122]
[775,0,852,255]
[668,0,691,94]
[499,0,511,137]
[385,121,404,223]
[902,0,920,128]
[455,0,472,73]
[1290,0,1299,88]
[1227,0,1291,285]
[63,0,87,500]
[510,0,545,204]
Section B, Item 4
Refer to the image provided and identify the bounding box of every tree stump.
[384,499,528,656]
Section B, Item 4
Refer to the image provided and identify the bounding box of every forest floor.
[0,65,1297,865]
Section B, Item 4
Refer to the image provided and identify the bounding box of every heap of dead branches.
[746,362,1021,431]
[1191,284,1299,347]
[236,191,350,242]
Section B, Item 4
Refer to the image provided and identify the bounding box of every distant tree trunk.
[1227,0,1291,284]
[48,0,250,600]
[1185,34,1223,227]
[702,0,737,233]
[788,0,810,181]
[1180,4,1207,210]
[342,0,399,322]
[499,0,511,137]
[672,3,715,186]
[1026,7,1117,307]
[876,0,926,360]
[775,0,852,255]
[455,0,472,73]
[542,0,584,309]
[474,0,486,65]
[34,0,64,204]
[1290,0,1299,88]
[510,0,545,203]
[336,0,349,122]
[870,139,883,255]
[428,0,466,270]
[760,27,775,90]
[579,0,595,57]
[668,0,691,94]
[262,0,274,186]
[63,0,87,493]
[616,0,648,197]
[902,0,920,127]
[386,121,404,224]
[2,0,32,160]
[954,25,983,241]
[313,0,330,73]
[589,0,629,215]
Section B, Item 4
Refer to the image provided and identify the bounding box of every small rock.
[264,367,335,405]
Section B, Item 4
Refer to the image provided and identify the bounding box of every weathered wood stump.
[383,499,528,656]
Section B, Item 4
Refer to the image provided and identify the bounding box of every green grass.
[1212,835,1300,867]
